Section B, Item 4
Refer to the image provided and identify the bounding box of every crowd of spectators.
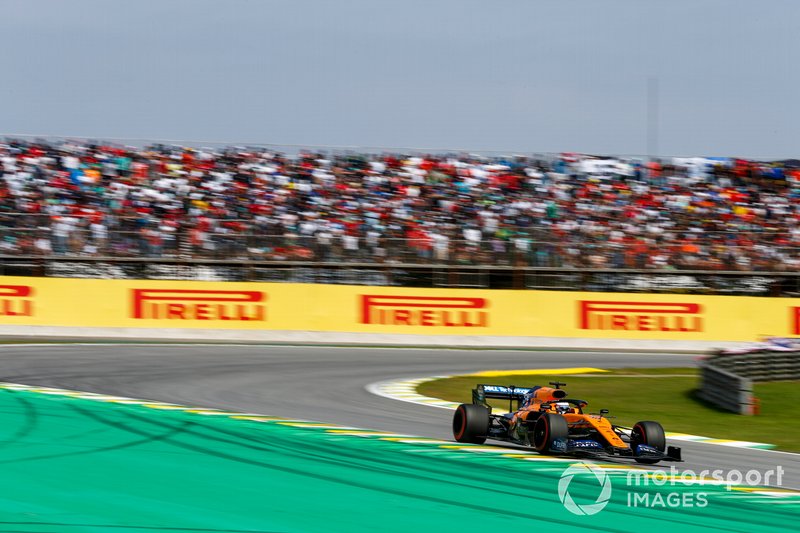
[1,139,799,271]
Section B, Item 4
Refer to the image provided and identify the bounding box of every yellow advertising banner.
[0,276,799,341]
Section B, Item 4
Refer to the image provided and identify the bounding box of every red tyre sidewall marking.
[635,424,647,445]
[455,406,466,440]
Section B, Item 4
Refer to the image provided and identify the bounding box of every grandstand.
[2,138,799,295]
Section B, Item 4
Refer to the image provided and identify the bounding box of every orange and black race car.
[452,381,682,464]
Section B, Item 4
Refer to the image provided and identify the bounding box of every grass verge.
[417,367,800,452]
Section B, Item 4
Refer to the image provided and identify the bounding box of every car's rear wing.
[472,384,537,410]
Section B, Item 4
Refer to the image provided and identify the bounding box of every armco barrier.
[697,363,754,415]
[2,276,800,345]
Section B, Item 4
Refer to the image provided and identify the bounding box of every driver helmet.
[522,389,536,407]
[554,402,571,414]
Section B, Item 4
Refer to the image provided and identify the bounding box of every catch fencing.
[0,213,796,272]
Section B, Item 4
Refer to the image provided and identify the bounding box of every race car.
[452,381,682,464]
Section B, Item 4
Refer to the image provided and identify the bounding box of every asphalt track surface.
[0,344,797,489]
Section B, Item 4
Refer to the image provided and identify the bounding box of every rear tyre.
[631,421,666,464]
[452,404,490,444]
[531,413,569,453]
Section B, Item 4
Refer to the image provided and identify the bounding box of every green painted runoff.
[0,388,796,532]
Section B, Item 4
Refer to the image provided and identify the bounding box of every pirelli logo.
[790,307,800,335]
[0,285,34,317]
[578,300,703,332]
[131,289,266,321]
[360,295,488,327]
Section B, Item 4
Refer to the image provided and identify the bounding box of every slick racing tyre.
[631,421,667,464]
[531,413,569,453]
[452,404,490,444]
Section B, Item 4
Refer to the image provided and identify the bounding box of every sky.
[1,0,797,158]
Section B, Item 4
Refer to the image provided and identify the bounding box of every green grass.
[418,368,800,452]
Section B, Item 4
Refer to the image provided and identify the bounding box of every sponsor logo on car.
[360,295,488,327]
[578,300,703,332]
[635,444,660,456]
[569,440,603,449]
[131,289,266,321]
[482,385,533,395]
[0,285,34,317]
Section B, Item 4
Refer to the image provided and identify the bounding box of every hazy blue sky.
[1,0,797,157]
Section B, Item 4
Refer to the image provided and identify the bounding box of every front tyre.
[631,421,666,464]
[531,413,569,453]
[452,404,490,444]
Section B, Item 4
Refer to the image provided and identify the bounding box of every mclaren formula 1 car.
[452,381,682,464]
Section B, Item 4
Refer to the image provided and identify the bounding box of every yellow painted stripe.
[325,430,395,435]
[277,422,337,427]
[190,411,264,416]
[230,416,289,422]
[379,438,452,444]
[641,474,719,481]
[468,367,609,377]
[327,432,415,439]
[732,487,800,494]
[439,446,529,453]
[276,423,360,429]
[521,457,590,463]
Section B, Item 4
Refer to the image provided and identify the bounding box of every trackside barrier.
[698,350,800,414]
[707,351,800,381]
[4,276,800,345]
[698,363,754,415]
